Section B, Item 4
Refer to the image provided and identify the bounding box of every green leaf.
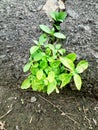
[50,60,61,68]
[47,80,57,95]
[59,73,72,88]
[60,66,66,73]
[50,12,67,22]
[36,69,43,80]
[47,71,55,83]
[34,51,45,61]
[50,12,57,21]
[39,34,47,45]
[56,87,59,93]
[45,48,51,56]
[48,57,54,62]
[39,59,48,69]
[73,74,82,90]
[55,44,62,50]
[45,44,55,51]
[30,64,39,75]
[57,12,67,22]
[45,44,57,57]
[31,78,44,91]
[44,79,48,86]
[33,63,38,67]
[54,24,60,31]
[58,49,66,55]
[52,67,60,75]
[76,60,88,73]
[60,57,75,71]
[54,32,66,39]
[66,53,77,62]
[51,28,55,34]
[21,78,31,89]
[30,46,39,55]
[33,40,38,45]
[23,62,32,72]
[39,25,51,34]
[45,67,52,74]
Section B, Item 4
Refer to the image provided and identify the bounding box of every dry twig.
[38,94,79,125]
[0,106,13,120]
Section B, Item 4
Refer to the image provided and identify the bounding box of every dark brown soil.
[0,0,98,130]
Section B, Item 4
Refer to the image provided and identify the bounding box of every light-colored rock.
[42,0,65,19]
[30,96,37,103]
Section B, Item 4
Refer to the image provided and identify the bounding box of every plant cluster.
[21,11,88,95]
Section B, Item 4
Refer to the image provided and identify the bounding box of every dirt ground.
[0,0,98,130]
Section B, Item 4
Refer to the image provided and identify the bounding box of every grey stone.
[30,97,37,103]
[78,24,92,34]
[37,5,43,11]
[0,55,6,59]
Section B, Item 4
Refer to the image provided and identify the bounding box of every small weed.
[21,11,88,95]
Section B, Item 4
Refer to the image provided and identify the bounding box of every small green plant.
[39,25,65,39]
[21,11,88,95]
[39,11,67,43]
[50,11,67,31]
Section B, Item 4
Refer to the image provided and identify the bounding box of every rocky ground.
[0,0,98,130]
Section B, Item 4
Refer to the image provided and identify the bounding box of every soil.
[0,0,98,130]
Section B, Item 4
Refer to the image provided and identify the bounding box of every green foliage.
[21,11,89,94]
[39,25,65,39]
[21,41,88,94]
[50,11,67,31]
[50,11,67,22]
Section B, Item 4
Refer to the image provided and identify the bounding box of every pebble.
[30,96,37,103]
[8,97,17,101]
[0,55,6,59]
[37,5,43,11]
[78,24,91,34]
[95,3,98,10]
[16,125,20,130]
[91,50,98,58]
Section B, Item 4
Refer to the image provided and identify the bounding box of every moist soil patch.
[0,0,98,130]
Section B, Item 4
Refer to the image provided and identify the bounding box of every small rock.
[95,3,98,10]
[78,24,91,34]
[37,5,43,11]
[93,118,97,126]
[0,121,6,130]
[61,112,65,116]
[16,125,20,130]
[30,96,37,103]
[6,45,13,48]
[0,55,6,59]
[91,49,98,58]
[43,0,65,20]
[38,104,41,108]
[8,97,17,101]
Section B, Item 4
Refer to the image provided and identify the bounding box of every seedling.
[39,11,67,42]
[39,25,65,39]
[50,11,67,31]
[21,11,88,95]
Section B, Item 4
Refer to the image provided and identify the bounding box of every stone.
[30,96,37,103]
[42,0,65,20]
